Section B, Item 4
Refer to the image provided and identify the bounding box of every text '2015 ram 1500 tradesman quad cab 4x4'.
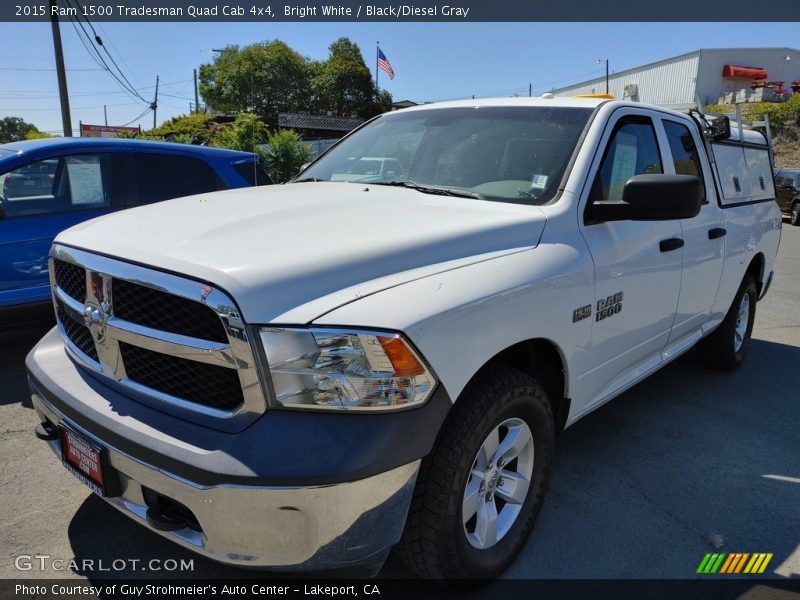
[26,98,780,580]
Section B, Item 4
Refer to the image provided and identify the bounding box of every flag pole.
[375,41,380,97]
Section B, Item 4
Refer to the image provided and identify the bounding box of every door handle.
[659,238,684,252]
[708,228,727,240]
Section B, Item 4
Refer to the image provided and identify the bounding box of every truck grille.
[119,342,244,411]
[112,278,229,344]
[56,300,98,361]
[50,246,266,430]
[54,259,86,304]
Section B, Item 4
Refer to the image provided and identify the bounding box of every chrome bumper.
[32,392,419,571]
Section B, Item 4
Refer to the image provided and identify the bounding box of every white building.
[551,48,800,105]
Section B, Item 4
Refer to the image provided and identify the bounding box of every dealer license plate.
[58,425,115,497]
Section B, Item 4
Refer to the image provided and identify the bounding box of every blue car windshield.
[296,106,593,205]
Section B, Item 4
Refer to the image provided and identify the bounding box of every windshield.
[297,106,593,204]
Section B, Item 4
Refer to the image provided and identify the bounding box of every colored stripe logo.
[697,553,773,574]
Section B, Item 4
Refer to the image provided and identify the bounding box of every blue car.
[0,138,271,331]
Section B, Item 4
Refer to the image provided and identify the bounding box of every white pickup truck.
[26,97,781,580]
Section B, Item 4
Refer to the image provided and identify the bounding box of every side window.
[233,161,273,186]
[591,118,663,203]
[0,154,111,218]
[777,173,795,187]
[663,120,706,203]
[133,154,224,206]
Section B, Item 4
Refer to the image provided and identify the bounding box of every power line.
[96,21,139,88]
[0,66,104,72]
[70,0,149,104]
[1,80,190,95]
[63,0,150,106]
[159,92,193,101]
[68,12,104,69]
[121,106,152,126]
[0,102,141,111]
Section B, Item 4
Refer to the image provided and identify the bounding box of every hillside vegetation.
[772,126,800,168]
[705,96,800,168]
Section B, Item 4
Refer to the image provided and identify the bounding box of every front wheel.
[697,274,757,370]
[395,366,554,581]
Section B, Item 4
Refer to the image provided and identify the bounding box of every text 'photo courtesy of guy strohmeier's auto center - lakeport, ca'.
[1,1,799,599]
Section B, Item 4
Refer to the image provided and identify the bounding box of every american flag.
[378,48,395,80]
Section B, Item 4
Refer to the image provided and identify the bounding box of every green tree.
[212,112,269,153]
[146,113,217,144]
[313,38,376,118]
[260,129,312,183]
[199,41,311,129]
[24,129,55,140]
[0,116,43,143]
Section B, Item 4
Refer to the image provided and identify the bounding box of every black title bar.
[4,0,800,21]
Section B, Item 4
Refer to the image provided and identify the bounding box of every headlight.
[259,327,437,411]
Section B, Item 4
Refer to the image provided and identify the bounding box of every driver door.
[576,110,683,411]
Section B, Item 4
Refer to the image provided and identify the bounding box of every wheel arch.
[747,252,766,297]
[469,338,570,433]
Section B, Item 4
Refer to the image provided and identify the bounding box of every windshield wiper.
[294,177,324,183]
[374,180,484,200]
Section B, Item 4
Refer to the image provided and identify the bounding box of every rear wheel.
[790,201,800,226]
[395,366,554,581]
[697,274,757,370]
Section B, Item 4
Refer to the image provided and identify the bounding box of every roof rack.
[655,95,774,165]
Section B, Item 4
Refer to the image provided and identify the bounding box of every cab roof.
[396,96,608,112]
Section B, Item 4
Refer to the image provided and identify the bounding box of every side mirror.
[592,174,703,222]
[299,162,311,172]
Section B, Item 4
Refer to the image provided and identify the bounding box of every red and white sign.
[80,124,140,138]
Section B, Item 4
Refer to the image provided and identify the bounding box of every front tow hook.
[35,421,59,441]
[146,504,190,532]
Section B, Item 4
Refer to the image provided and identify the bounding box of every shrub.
[211,113,269,153]
[260,129,312,183]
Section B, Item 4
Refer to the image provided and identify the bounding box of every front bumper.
[27,329,426,571]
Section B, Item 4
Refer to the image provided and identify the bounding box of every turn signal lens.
[377,336,425,377]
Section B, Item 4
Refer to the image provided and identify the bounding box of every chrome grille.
[49,244,266,432]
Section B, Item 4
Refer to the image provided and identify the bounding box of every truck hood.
[56,183,547,324]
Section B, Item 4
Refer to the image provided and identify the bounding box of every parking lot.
[0,224,798,582]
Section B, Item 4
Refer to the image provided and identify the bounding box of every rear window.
[233,161,273,186]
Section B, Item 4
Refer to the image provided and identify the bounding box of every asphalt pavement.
[1,223,798,583]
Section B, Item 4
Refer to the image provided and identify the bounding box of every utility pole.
[104,105,108,126]
[152,75,159,129]
[49,0,72,136]
[194,68,199,113]
[597,58,609,94]
[529,83,532,97]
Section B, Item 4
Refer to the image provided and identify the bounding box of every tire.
[697,274,757,371]
[395,366,554,582]
[790,201,800,226]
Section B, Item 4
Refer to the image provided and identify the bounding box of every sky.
[2,21,800,135]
